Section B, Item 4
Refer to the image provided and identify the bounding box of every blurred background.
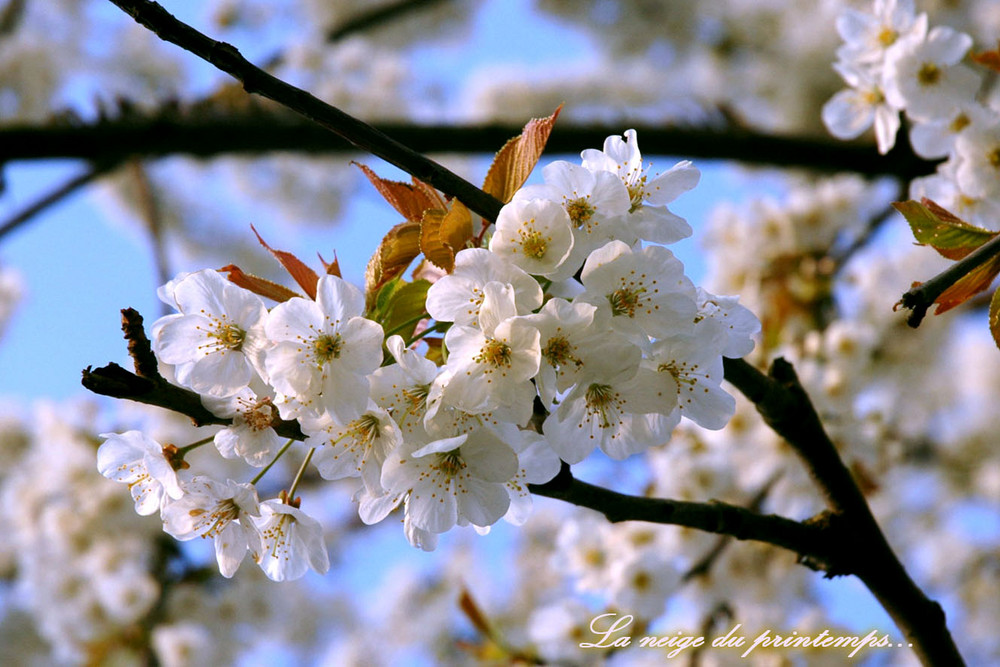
[1,0,999,665]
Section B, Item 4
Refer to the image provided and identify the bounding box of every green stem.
[176,435,215,457]
[406,320,446,346]
[251,438,295,485]
[286,447,315,500]
[384,311,430,339]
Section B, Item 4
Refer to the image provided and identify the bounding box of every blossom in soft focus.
[97,430,185,516]
[253,499,330,582]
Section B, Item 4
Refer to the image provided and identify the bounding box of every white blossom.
[424,247,542,327]
[489,197,575,277]
[96,431,185,516]
[253,500,330,582]
[152,269,269,397]
[264,275,384,421]
[161,477,261,578]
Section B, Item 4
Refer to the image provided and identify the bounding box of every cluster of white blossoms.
[824,0,1000,228]
[97,129,759,580]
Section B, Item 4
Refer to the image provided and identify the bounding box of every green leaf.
[989,286,1000,350]
[380,279,431,340]
[894,198,999,261]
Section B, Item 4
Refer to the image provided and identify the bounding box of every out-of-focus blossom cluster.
[824,0,1000,230]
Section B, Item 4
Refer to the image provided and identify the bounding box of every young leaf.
[218,264,301,302]
[482,105,562,203]
[355,163,444,224]
[893,198,999,260]
[989,287,1000,350]
[364,221,422,310]
[380,279,431,339]
[319,250,342,278]
[251,225,321,300]
[972,41,1000,72]
[420,202,473,273]
[932,254,1000,314]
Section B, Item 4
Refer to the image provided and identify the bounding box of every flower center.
[949,112,970,133]
[191,498,241,538]
[475,339,513,368]
[585,383,620,428]
[213,323,246,351]
[313,333,343,365]
[917,62,941,86]
[989,147,1000,169]
[349,413,382,446]
[632,570,652,591]
[566,197,595,228]
[436,449,465,478]
[876,26,897,47]
[658,361,698,387]
[542,335,579,368]
[608,287,643,318]
[401,384,430,416]
[520,227,548,259]
[241,397,277,432]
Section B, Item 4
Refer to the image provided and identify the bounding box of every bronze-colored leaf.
[251,225,320,300]
[355,162,444,224]
[420,202,473,273]
[972,41,1000,72]
[933,254,1000,314]
[319,251,342,278]
[482,105,562,203]
[218,264,301,302]
[364,221,422,310]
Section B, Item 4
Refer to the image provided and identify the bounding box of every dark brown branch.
[722,357,965,666]
[683,474,780,582]
[0,160,119,242]
[529,462,842,575]
[1,114,936,181]
[106,0,503,223]
[897,232,1000,327]
[326,0,450,42]
[83,308,304,440]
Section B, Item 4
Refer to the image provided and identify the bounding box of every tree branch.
[1,114,936,181]
[325,0,450,42]
[722,357,964,666]
[896,232,1000,327]
[528,462,841,574]
[0,160,119,242]
[82,308,304,440]
[105,0,504,223]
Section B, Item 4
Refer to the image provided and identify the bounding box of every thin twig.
[0,160,118,242]
[528,462,841,574]
[106,0,504,223]
[128,160,172,300]
[326,0,450,42]
[897,232,1000,327]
